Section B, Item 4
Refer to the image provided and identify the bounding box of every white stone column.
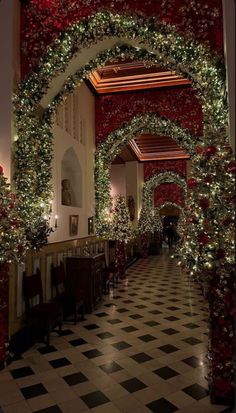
[222,0,235,153]
[125,161,144,225]
[0,0,20,182]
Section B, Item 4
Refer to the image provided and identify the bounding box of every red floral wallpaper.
[154,183,184,207]
[95,88,203,145]
[20,0,223,76]
[144,160,187,181]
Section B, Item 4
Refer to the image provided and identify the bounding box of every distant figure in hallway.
[62,179,72,206]
[166,222,175,248]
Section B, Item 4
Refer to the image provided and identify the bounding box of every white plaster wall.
[137,163,144,219]
[110,164,126,205]
[49,82,95,242]
[0,0,20,182]
[125,161,142,225]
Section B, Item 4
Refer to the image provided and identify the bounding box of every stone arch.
[142,171,187,209]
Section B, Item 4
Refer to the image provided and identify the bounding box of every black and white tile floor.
[0,251,233,413]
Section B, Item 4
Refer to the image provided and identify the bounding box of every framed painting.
[70,215,79,236]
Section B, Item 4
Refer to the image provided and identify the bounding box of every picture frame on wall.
[88,216,94,235]
[69,215,79,236]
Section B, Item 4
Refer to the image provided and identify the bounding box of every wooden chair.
[51,262,85,324]
[102,263,118,294]
[23,269,63,345]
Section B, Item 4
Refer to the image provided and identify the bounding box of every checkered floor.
[0,251,232,413]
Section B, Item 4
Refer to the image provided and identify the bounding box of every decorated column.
[179,144,235,404]
[0,166,26,367]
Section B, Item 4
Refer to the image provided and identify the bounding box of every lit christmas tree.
[153,207,163,233]
[138,206,154,234]
[178,144,235,401]
[0,165,27,367]
[138,206,154,257]
[111,194,133,277]
[0,166,27,264]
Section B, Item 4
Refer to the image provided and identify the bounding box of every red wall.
[21,0,223,76]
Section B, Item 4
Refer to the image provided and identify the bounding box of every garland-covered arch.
[12,11,235,402]
[142,172,187,209]
[14,11,228,247]
[158,202,184,215]
[95,113,196,235]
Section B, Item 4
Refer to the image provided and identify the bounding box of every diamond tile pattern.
[0,252,226,413]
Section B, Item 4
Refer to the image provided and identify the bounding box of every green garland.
[95,114,195,234]
[142,171,187,208]
[13,11,228,248]
[158,202,183,215]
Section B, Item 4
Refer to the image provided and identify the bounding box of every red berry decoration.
[198,232,210,245]
[204,176,212,184]
[223,217,233,226]
[195,145,204,154]
[205,146,217,156]
[227,161,236,173]
[199,197,210,209]
[187,178,198,188]
[0,165,3,174]
[216,249,225,259]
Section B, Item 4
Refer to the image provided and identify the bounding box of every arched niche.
[61,147,82,207]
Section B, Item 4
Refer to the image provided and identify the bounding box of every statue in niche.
[61,179,72,206]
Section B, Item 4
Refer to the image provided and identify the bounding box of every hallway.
[0,253,230,413]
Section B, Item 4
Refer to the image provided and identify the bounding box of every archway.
[142,171,187,209]
[13,12,234,402]
[14,13,228,248]
[95,113,195,235]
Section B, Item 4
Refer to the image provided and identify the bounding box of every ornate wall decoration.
[142,171,187,209]
[154,183,184,207]
[20,0,224,76]
[144,160,187,181]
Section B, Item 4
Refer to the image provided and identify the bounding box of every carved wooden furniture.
[65,254,104,313]
[23,269,63,345]
[51,261,84,324]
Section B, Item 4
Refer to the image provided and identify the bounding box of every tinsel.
[142,171,187,209]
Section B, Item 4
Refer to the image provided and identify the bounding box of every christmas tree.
[138,205,154,234]
[0,165,27,367]
[153,207,163,233]
[0,166,27,264]
[111,194,133,278]
[111,194,133,243]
